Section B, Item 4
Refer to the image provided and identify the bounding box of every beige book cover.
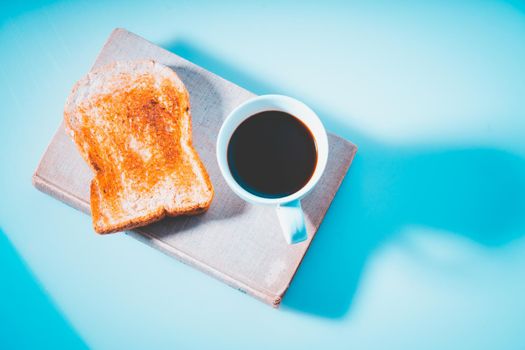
[32,28,357,306]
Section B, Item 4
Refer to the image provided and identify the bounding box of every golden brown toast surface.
[64,60,214,233]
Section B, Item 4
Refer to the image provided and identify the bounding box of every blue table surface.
[1,1,525,349]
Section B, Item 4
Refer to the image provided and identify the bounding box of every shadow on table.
[163,39,525,319]
[0,229,88,349]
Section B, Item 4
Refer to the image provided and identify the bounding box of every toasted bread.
[64,60,214,234]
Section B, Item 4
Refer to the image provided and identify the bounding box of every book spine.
[31,173,281,307]
[128,229,283,307]
[32,173,90,214]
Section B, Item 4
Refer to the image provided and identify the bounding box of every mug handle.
[276,199,308,244]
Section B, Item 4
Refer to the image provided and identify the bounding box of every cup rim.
[216,94,329,205]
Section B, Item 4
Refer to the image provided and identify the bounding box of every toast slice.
[64,60,214,234]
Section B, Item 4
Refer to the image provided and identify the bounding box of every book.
[33,28,357,306]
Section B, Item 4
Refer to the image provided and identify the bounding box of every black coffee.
[227,110,317,198]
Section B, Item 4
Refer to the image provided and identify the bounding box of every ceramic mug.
[216,95,329,244]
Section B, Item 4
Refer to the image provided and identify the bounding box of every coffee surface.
[227,111,317,198]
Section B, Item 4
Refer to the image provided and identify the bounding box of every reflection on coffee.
[227,110,317,198]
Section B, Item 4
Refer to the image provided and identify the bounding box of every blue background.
[1,1,525,349]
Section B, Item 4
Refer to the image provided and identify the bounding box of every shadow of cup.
[164,39,525,319]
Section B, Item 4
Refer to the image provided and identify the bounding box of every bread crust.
[64,60,214,234]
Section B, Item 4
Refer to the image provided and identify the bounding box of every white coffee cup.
[216,95,329,244]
